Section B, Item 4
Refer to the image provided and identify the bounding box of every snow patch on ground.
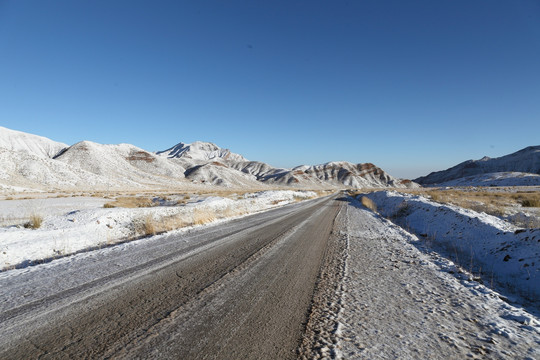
[0,190,316,270]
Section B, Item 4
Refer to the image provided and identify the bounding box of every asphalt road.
[0,195,342,359]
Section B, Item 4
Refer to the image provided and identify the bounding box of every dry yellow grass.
[162,215,189,231]
[143,214,156,236]
[220,206,242,218]
[360,196,377,212]
[135,213,186,236]
[521,197,540,207]
[148,214,189,234]
[193,208,216,225]
[121,189,329,238]
[24,214,43,229]
[104,196,155,208]
[134,205,247,237]
[401,188,540,217]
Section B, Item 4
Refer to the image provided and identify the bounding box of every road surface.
[4,193,539,359]
[0,195,342,359]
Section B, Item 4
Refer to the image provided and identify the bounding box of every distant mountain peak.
[156,141,248,162]
[415,145,540,185]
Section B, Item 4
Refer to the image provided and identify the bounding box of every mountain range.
[0,126,416,192]
[415,146,540,186]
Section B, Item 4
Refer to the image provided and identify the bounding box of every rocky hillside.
[415,146,540,185]
[232,161,416,188]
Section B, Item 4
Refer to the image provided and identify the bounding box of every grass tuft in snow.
[104,196,156,208]
[134,214,157,236]
[160,214,189,232]
[193,208,216,225]
[24,214,43,229]
[361,196,377,212]
[143,214,156,236]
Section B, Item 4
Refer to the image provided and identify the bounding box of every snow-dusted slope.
[229,161,291,180]
[0,126,67,158]
[416,146,540,185]
[230,160,418,188]
[54,141,186,186]
[366,190,540,302]
[157,141,247,162]
[258,161,418,188]
[184,162,261,187]
[304,162,415,188]
[0,147,112,191]
[437,172,540,187]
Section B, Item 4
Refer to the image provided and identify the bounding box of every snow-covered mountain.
[435,172,540,187]
[156,141,247,162]
[0,127,416,191]
[229,160,417,188]
[0,126,67,158]
[415,146,540,185]
[54,141,187,185]
[184,162,261,187]
[0,147,112,191]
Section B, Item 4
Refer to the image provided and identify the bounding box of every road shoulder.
[303,197,540,359]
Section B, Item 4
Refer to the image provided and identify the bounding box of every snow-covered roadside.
[336,199,540,359]
[0,190,317,270]
[364,190,540,305]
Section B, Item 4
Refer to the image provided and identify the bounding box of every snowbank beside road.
[365,191,540,303]
[0,190,318,270]
[336,201,540,359]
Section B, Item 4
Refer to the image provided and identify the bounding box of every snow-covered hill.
[0,127,415,192]
[184,162,261,187]
[0,147,112,191]
[55,141,186,186]
[416,146,540,185]
[436,172,540,187]
[0,126,67,158]
[229,161,418,188]
[259,161,418,188]
[157,141,247,162]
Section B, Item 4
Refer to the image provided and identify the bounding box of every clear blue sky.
[1,1,539,179]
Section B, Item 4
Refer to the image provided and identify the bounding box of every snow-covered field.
[364,191,540,304]
[337,201,540,359]
[0,190,317,270]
